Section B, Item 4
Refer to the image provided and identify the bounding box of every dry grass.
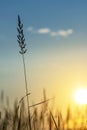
[0,90,87,130]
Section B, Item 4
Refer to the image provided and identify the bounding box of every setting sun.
[74,88,87,105]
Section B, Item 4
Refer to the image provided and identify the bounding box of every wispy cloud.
[58,29,73,37]
[27,26,73,37]
[37,28,50,34]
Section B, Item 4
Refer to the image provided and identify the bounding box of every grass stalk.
[22,53,31,130]
[17,15,31,130]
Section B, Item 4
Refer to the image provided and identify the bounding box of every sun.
[74,88,87,105]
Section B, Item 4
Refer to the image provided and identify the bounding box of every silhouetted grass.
[0,90,87,130]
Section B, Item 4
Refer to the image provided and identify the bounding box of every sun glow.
[75,88,87,105]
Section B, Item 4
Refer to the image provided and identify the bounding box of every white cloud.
[58,29,73,37]
[27,26,73,37]
[37,28,50,34]
[51,29,73,37]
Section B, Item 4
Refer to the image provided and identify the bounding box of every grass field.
[0,90,87,130]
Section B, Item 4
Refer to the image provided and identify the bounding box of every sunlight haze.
[0,0,87,115]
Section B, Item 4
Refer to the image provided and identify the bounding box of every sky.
[0,0,87,113]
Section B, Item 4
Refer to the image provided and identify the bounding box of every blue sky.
[0,0,87,110]
[0,0,87,61]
